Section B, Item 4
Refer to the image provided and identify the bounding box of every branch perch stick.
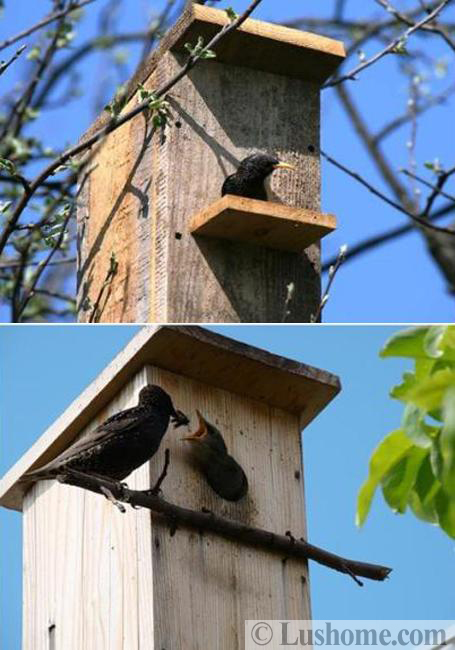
[58,470,392,586]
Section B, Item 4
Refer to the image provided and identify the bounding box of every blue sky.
[1,325,454,648]
[1,0,454,322]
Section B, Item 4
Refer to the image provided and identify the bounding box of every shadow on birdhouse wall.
[192,235,319,323]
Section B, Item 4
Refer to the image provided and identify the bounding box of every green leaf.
[435,489,455,538]
[408,456,440,523]
[26,46,41,61]
[424,159,443,174]
[0,200,12,213]
[423,326,447,358]
[440,386,455,496]
[390,371,417,401]
[184,36,216,60]
[380,327,431,359]
[104,85,127,118]
[381,446,428,513]
[0,157,17,176]
[415,356,437,379]
[390,38,409,55]
[438,326,455,361]
[225,7,239,21]
[430,432,444,481]
[402,403,432,448]
[407,367,455,412]
[356,429,414,526]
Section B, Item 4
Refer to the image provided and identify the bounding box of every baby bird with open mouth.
[182,410,248,502]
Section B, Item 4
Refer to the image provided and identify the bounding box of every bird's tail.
[19,467,56,483]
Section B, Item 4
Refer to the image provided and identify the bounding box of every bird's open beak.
[182,410,208,441]
[273,161,295,171]
[171,409,190,429]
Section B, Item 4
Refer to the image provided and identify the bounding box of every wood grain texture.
[22,372,155,650]
[0,326,340,511]
[153,52,323,322]
[77,73,157,323]
[190,195,336,252]
[145,365,312,648]
[79,5,345,145]
[172,5,345,82]
[76,6,345,322]
[21,366,313,648]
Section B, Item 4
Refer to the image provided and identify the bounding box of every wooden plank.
[172,5,345,82]
[78,50,325,323]
[22,372,155,650]
[190,195,336,252]
[0,327,340,511]
[77,71,158,324]
[75,6,345,323]
[145,366,312,647]
[23,480,86,650]
[149,51,323,322]
[21,364,314,648]
[80,6,344,145]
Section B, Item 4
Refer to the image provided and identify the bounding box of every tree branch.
[323,0,452,88]
[58,470,392,585]
[374,0,455,52]
[321,201,455,272]
[402,168,455,203]
[0,0,264,258]
[321,149,455,235]
[0,0,97,52]
[0,44,27,76]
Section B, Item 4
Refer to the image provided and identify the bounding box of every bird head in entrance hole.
[221,153,295,201]
[182,410,248,502]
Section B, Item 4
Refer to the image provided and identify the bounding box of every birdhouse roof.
[82,5,345,143]
[0,326,340,511]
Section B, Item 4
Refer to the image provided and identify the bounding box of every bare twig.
[421,164,455,216]
[148,449,171,495]
[0,0,264,258]
[375,0,455,52]
[57,470,392,584]
[323,0,452,88]
[401,168,455,203]
[321,149,455,235]
[0,0,97,52]
[88,252,118,322]
[312,245,347,322]
[281,281,295,323]
[372,82,455,145]
[0,257,76,269]
[321,201,455,272]
[0,44,27,76]
[31,287,76,304]
[16,210,73,321]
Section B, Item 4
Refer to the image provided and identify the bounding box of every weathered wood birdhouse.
[76,6,345,323]
[0,326,340,649]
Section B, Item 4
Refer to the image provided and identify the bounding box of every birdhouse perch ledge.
[190,195,337,252]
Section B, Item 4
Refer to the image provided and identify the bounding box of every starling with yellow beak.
[221,152,295,201]
[183,410,248,501]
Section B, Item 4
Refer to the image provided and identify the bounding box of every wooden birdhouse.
[0,326,340,649]
[76,6,345,323]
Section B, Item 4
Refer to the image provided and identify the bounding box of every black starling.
[221,152,295,201]
[23,385,189,483]
[183,410,248,501]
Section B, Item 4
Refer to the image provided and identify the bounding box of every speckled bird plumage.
[221,153,294,201]
[24,385,189,482]
[183,411,248,501]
